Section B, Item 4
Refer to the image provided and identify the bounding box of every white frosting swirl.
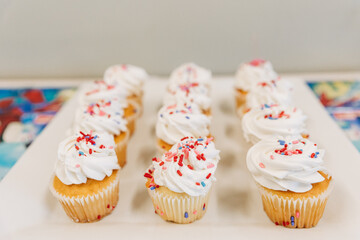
[242,105,307,144]
[169,63,212,87]
[168,81,209,96]
[151,137,220,196]
[74,99,128,136]
[56,131,119,185]
[163,89,211,112]
[247,136,327,193]
[156,104,211,145]
[104,64,148,96]
[78,80,129,105]
[235,59,278,91]
[245,80,293,110]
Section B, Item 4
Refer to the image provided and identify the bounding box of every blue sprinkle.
[150,186,155,190]
[185,116,190,119]
[278,140,285,145]
[94,135,98,139]
[176,110,179,113]
[85,136,89,139]
[264,104,270,108]
[179,147,183,150]
[281,152,284,155]
[291,221,295,226]
[197,138,203,141]
[316,152,319,154]
[160,114,163,118]
[79,151,84,155]
[201,182,206,187]
[184,212,188,218]
[291,216,294,221]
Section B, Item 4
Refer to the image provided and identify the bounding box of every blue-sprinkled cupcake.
[145,136,220,224]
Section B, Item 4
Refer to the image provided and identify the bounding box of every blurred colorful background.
[307,81,360,152]
[0,87,74,180]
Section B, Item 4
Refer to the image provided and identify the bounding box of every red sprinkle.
[195,182,200,186]
[89,149,92,154]
[97,215,101,220]
[159,161,164,166]
[177,170,182,176]
[187,165,194,170]
[144,173,152,178]
[107,204,110,208]
[206,173,211,179]
[259,163,265,168]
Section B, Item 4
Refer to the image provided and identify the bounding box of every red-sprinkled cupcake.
[145,136,220,224]
[247,136,333,228]
[74,98,129,167]
[50,131,120,223]
[79,80,141,136]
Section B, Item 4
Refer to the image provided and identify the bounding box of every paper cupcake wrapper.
[49,172,120,223]
[256,181,333,228]
[114,131,130,167]
[147,187,211,224]
[235,89,247,109]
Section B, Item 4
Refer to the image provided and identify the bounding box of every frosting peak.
[235,59,278,91]
[146,137,220,196]
[245,79,293,110]
[74,98,128,136]
[169,63,212,87]
[79,80,129,104]
[242,104,307,144]
[104,64,148,96]
[246,136,327,193]
[56,131,119,185]
[156,104,211,145]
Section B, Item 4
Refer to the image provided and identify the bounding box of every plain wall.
[0,0,359,78]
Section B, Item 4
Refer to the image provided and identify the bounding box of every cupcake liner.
[147,187,211,224]
[49,172,120,223]
[256,180,333,228]
[114,131,130,167]
[125,100,141,136]
[235,89,248,109]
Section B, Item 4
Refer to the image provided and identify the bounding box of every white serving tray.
[1,77,360,239]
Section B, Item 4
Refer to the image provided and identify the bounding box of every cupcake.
[79,80,140,135]
[169,63,212,88]
[50,131,120,223]
[145,136,220,224]
[156,104,211,155]
[235,59,278,108]
[104,64,148,107]
[242,104,307,144]
[246,136,333,228]
[237,79,293,118]
[74,98,129,167]
[163,86,211,116]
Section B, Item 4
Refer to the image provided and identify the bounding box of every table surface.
[0,75,360,240]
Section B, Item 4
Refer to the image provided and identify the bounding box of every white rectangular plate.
[1,77,360,239]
